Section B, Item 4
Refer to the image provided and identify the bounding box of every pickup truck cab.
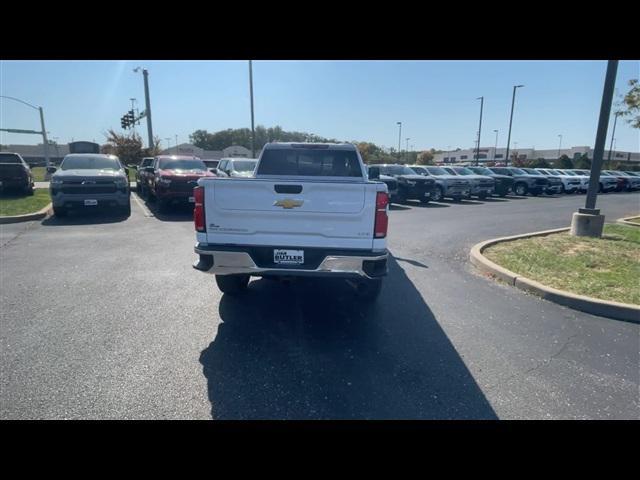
[411,165,471,201]
[215,158,257,178]
[145,155,215,211]
[193,143,389,300]
[369,164,435,204]
[0,152,35,195]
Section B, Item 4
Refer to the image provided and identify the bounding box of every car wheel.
[478,192,487,200]
[420,197,430,204]
[53,207,67,217]
[598,183,603,193]
[431,186,443,202]
[397,188,407,204]
[514,183,528,196]
[215,274,250,294]
[355,278,382,302]
[560,185,566,194]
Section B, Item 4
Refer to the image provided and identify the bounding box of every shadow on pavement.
[41,209,129,226]
[199,256,497,419]
[138,193,194,222]
[413,202,449,208]
[389,204,411,211]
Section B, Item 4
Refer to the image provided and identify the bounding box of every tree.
[619,79,640,129]
[574,154,591,169]
[101,129,153,165]
[554,155,574,169]
[416,150,434,165]
[529,158,551,168]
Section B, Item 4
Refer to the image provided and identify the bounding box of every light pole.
[607,111,621,168]
[396,122,402,160]
[130,98,137,134]
[557,134,563,159]
[175,135,178,153]
[475,96,484,166]
[165,137,171,153]
[133,67,154,150]
[505,84,524,167]
[406,137,410,162]
[249,60,256,158]
[0,95,51,170]
[493,129,499,161]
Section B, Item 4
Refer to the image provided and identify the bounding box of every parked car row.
[0,152,35,195]
[367,164,640,205]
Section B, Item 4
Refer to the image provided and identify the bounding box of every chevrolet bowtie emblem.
[274,198,304,209]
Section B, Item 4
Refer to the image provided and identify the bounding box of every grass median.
[31,167,46,182]
[483,224,640,305]
[0,190,51,217]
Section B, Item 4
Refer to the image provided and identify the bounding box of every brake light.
[374,191,389,238]
[194,186,205,232]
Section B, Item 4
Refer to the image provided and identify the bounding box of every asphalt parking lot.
[1,191,639,419]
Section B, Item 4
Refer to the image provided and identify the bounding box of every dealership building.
[433,146,640,165]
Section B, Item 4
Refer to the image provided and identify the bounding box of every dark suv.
[368,164,436,204]
[489,167,548,196]
[0,152,35,195]
[468,166,513,197]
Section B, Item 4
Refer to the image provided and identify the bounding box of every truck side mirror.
[47,166,57,173]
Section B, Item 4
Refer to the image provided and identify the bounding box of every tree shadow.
[199,256,497,419]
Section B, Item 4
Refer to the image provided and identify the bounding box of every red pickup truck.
[143,155,215,211]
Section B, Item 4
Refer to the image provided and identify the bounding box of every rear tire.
[215,274,250,294]
[420,197,430,204]
[397,188,407,204]
[514,183,528,196]
[431,186,443,202]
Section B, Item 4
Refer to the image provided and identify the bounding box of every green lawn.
[0,189,51,216]
[483,224,640,305]
[127,166,137,182]
[31,167,47,182]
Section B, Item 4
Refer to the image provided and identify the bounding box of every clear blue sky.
[1,60,638,152]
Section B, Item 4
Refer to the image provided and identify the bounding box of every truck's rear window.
[0,154,22,164]
[257,149,362,177]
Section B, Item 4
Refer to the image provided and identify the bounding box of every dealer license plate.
[84,199,98,206]
[273,249,304,265]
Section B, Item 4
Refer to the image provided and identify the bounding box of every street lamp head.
[133,67,141,73]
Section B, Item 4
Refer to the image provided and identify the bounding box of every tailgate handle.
[274,184,303,194]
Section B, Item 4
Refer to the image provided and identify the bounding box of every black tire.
[431,185,444,202]
[121,203,131,217]
[420,197,430,204]
[53,207,67,217]
[355,278,382,302]
[397,188,408,204]
[598,183,604,193]
[452,196,462,202]
[478,192,487,200]
[514,183,528,196]
[560,185,566,194]
[531,190,539,196]
[215,274,250,294]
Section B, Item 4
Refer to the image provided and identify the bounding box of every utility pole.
[38,107,50,170]
[397,122,402,160]
[165,137,171,154]
[557,134,563,159]
[175,135,178,154]
[493,130,499,161]
[134,67,154,150]
[572,60,618,238]
[505,85,524,167]
[249,60,256,158]
[607,111,621,168]
[130,98,137,134]
[475,96,484,166]
[406,137,410,162]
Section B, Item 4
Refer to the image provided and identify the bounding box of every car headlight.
[406,180,416,186]
[50,177,64,186]
[114,177,128,187]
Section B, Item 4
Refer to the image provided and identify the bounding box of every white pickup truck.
[192,142,389,301]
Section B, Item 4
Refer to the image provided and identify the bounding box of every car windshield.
[452,167,474,175]
[381,165,416,176]
[0,153,22,164]
[61,156,120,170]
[257,149,362,176]
[600,172,612,176]
[523,168,542,175]
[490,167,510,174]
[232,160,257,172]
[159,159,206,170]
[509,168,526,175]
[425,167,449,176]
[469,167,493,175]
[409,166,427,174]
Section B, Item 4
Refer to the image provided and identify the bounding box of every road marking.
[132,192,154,217]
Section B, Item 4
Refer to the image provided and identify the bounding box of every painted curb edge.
[0,203,52,225]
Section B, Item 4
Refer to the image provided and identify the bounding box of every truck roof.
[264,142,356,151]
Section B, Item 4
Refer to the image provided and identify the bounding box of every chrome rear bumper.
[193,246,388,279]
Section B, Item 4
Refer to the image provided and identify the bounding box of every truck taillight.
[194,186,205,232]
[374,191,389,238]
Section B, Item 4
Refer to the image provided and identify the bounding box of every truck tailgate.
[201,178,378,249]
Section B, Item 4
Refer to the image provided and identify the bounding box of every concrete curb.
[617,216,640,227]
[470,227,640,324]
[0,203,52,224]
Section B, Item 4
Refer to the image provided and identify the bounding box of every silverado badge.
[274,198,304,209]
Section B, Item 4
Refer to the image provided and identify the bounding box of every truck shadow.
[41,210,129,226]
[138,194,194,222]
[199,256,497,419]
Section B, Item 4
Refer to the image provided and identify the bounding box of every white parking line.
[132,192,153,217]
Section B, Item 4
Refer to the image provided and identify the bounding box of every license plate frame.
[273,249,304,265]
[188,196,195,203]
[84,199,98,206]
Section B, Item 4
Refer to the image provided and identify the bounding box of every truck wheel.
[397,189,407,204]
[431,186,443,202]
[53,207,67,217]
[420,197,430,204]
[355,278,382,302]
[215,274,250,294]
[478,192,487,200]
[514,183,528,196]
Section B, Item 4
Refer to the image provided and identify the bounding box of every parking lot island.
[471,225,640,323]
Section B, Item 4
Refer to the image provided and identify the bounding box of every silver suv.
[48,154,131,217]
